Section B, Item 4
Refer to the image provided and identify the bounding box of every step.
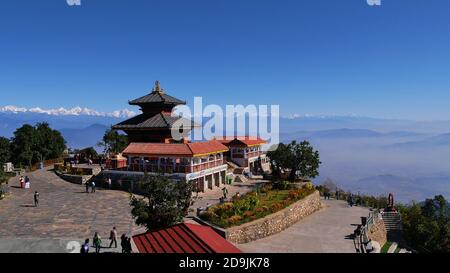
[387,242,398,253]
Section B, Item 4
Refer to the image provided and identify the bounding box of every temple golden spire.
[153,80,163,93]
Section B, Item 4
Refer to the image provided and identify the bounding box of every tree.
[11,124,36,167]
[35,122,66,161]
[267,140,321,182]
[322,177,338,192]
[10,123,66,167]
[130,174,194,230]
[400,195,449,253]
[98,129,128,155]
[0,137,11,165]
[79,147,99,160]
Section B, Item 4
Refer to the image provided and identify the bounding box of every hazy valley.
[1,111,449,203]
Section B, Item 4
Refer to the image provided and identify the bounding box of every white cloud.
[0,105,136,118]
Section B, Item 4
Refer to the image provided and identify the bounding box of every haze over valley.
[1,110,449,203]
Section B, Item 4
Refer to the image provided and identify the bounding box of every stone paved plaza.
[0,168,369,253]
[0,168,143,253]
[238,199,370,253]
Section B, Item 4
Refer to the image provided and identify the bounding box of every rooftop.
[112,112,197,130]
[122,140,229,157]
[215,136,267,147]
[128,81,185,106]
[132,223,241,253]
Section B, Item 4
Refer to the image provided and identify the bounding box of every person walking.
[109,227,118,248]
[34,191,39,207]
[19,176,24,188]
[93,232,102,253]
[91,181,96,193]
[85,181,90,193]
[125,237,132,253]
[120,234,127,253]
[222,187,228,199]
[80,239,90,253]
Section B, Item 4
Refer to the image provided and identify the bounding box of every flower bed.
[200,182,316,228]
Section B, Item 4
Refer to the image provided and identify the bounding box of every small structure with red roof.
[215,136,270,174]
[132,223,241,253]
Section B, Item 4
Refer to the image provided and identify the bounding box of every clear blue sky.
[1,0,450,120]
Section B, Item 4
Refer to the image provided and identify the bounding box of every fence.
[356,210,380,253]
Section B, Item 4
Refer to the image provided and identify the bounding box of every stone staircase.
[381,211,412,253]
[233,167,245,175]
[226,161,240,170]
[381,211,402,231]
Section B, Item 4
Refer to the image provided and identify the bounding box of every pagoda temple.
[107,81,270,192]
[113,81,194,143]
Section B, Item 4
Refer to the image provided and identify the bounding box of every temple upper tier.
[112,81,196,143]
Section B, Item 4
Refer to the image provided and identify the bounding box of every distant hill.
[0,112,119,151]
[280,128,424,143]
[0,112,122,137]
[59,124,110,151]
[389,133,450,149]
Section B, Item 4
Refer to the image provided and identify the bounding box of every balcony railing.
[129,163,192,174]
[128,159,224,174]
[246,151,262,159]
[192,159,223,173]
[232,151,263,159]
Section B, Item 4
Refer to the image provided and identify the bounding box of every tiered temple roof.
[112,81,197,142]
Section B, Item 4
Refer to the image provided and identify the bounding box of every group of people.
[80,227,132,253]
[19,176,31,189]
[84,178,113,193]
[347,194,362,207]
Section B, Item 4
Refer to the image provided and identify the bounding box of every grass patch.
[381,242,393,253]
[200,182,316,228]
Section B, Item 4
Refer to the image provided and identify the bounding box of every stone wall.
[368,218,387,247]
[226,191,322,244]
[55,170,87,185]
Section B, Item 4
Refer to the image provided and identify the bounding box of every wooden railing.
[192,159,223,172]
[129,163,192,174]
[246,151,262,158]
[128,159,224,173]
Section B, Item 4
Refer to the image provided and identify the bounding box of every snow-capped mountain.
[0,105,136,119]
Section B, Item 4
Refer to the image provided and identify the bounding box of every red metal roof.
[215,136,267,147]
[187,141,228,156]
[132,223,241,253]
[122,143,192,157]
[122,140,229,157]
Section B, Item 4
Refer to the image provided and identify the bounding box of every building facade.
[216,137,270,174]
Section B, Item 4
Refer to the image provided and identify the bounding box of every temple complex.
[110,81,269,192]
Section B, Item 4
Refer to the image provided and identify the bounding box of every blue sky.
[1,0,450,120]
